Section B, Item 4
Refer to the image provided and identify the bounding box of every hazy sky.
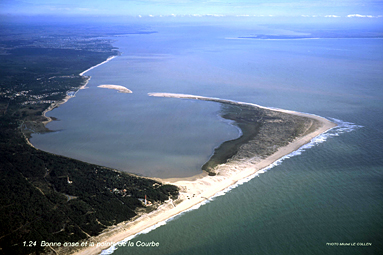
[1,0,383,18]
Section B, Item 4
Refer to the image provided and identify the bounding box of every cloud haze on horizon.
[1,0,383,18]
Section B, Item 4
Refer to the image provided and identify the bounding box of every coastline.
[98,84,132,93]
[79,56,117,76]
[39,56,117,127]
[70,94,337,255]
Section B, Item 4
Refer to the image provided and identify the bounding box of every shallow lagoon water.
[31,24,383,254]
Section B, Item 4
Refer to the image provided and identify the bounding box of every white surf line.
[79,55,117,76]
[38,56,118,135]
[76,92,338,255]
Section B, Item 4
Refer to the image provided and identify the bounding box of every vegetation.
[202,102,320,175]
[202,104,264,173]
[0,23,177,255]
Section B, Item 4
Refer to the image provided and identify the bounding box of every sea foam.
[101,117,362,255]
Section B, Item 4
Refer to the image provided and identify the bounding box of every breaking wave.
[102,117,362,254]
[206,117,363,200]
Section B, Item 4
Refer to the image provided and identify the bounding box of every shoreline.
[79,56,117,76]
[97,84,132,93]
[39,56,117,128]
[70,94,337,255]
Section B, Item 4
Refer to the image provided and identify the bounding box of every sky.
[1,0,383,19]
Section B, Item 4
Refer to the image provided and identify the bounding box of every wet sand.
[97,85,132,93]
[69,93,336,255]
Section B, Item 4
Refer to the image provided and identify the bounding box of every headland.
[67,93,336,255]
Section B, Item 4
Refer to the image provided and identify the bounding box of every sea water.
[31,23,383,254]
[30,26,243,178]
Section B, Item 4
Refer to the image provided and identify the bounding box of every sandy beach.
[38,56,117,128]
[68,93,336,255]
[97,85,132,93]
[79,56,117,77]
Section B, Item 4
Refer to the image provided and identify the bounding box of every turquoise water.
[31,24,383,254]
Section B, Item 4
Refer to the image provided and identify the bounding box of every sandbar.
[79,56,117,77]
[98,85,132,93]
[69,93,336,255]
[36,56,117,129]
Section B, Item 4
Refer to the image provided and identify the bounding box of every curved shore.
[69,93,336,255]
[98,85,132,93]
[40,56,117,128]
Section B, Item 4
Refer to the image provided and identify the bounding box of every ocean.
[30,23,383,254]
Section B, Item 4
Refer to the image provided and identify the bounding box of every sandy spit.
[79,56,117,77]
[98,85,132,93]
[38,56,117,128]
[69,93,336,255]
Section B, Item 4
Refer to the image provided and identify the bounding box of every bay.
[31,23,383,254]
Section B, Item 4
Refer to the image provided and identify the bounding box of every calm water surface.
[31,24,383,254]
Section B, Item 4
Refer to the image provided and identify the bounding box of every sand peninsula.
[39,56,118,129]
[69,93,336,255]
[98,85,133,93]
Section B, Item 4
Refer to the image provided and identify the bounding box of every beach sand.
[97,85,132,93]
[39,56,117,127]
[79,56,117,77]
[68,93,336,255]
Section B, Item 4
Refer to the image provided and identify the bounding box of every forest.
[0,23,178,255]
